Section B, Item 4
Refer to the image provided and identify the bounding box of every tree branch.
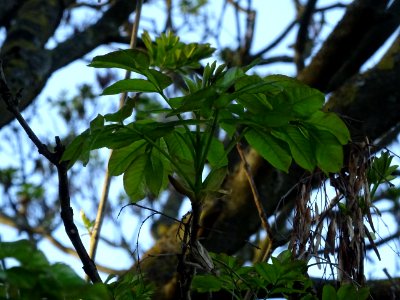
[0,69,102,283]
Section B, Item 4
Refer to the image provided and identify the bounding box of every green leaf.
[47,263,85,288]
[203,61,217,86]
[168,87,217,115]
[306,111,350,144]
[143,69,173,90]
[90,124,142,150]
[0,240,49,269]
[5,267,38,289]
[108,140,147,176]
[368,151,398,184]
[236,93,272,114]
[234,75,276,97]
[245,128,292,172]
[191,275,223,293]
[216,67,244,90]
[310,129,344,173]
[104,97,136,122]
[206,137,228,168]
[255,262,277,284]
[202,167,227,192]
[90,114,105,131]
[102,79,159,95]
[285,87,325,116]
[145,152,165,196]
[89,49,150,72]
[164,130,195,177]
[272,126,316,171]
[61,130,91,167]
[263,74,306,95]
[123,153,148,202]
[322,284,337,300]
[357,287,371,300]
[337,284,358,300]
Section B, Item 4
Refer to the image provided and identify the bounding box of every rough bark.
[0,0,139,129]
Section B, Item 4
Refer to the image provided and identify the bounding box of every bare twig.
[294,0,318,72]
[236,143,273,260]
[252,19,297,58]
[88,0,143,263]
[0,62,102,283]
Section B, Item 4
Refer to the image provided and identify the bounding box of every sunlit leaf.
[306,111,350,144]
[245,128,292,172]
[310,129,344,173]
[61,130,91,167]
[272,126,315,171]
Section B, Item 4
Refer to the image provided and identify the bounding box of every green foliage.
[367,150,399,198]
[0,240,111,299]
[0,240,154,300]
[322,284,370,300]
[62,31,350,204]
[108,273,153,300]
[192,250,315,299]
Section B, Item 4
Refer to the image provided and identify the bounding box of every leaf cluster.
[192,250,314,299]
[0,240,153,300]
[62,31,350,203]
[0,240,110,299]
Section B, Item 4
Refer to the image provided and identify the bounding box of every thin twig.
[252,19,297,58]
[236,143,273,300]
[294,0,318,72]
[236,143,273,254]
[0,62,102,283]
[88,0,143,262]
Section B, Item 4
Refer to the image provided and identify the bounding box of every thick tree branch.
[297,0,397,92]
[0,0,144,129]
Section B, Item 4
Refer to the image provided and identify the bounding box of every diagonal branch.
[0,65,102,283]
